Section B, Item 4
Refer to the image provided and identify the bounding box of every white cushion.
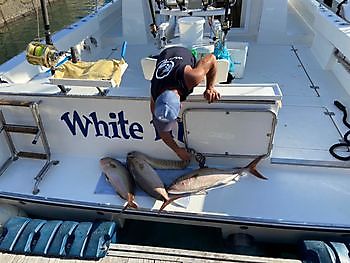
[140,57,229,83]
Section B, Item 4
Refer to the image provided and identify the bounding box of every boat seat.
[140,57,229,83]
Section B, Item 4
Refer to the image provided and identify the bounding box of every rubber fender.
[66,222,93,258]
[301,240,336,263]
[46,221,78,257]
[12,219,46,254]
[0,217,30,252]
[31,220,63,255]
[84,221,116,259]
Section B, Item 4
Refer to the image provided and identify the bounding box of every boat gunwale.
[1,191,350,233]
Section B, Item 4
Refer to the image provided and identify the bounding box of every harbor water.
[0,0,108,65]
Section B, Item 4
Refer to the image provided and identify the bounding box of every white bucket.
[178,17,205,47]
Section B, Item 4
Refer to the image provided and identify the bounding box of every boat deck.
[0,0,349,240]
[0,243,301,262]
[0,42,349,235]
[236,43,350,167]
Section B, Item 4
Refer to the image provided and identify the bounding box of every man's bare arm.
[184,54,220,103]
[159,131,191,161]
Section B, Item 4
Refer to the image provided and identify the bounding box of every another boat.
[0,0,349,250]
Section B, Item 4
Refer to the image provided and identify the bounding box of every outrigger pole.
[39,0,53,45]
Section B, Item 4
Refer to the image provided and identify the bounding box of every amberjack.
[128,151,189,169]
[163,156,267,210]
[127,152,183,211]
[100,157,137,211]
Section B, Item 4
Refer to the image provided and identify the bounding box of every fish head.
[100,157,118,170]
[127,151,144,160]
[100,157,113,167]
[127,155,144,169]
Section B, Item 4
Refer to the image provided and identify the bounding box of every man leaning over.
[150,46,219,161]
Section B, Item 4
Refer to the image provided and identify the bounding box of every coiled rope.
[329,100,350,161]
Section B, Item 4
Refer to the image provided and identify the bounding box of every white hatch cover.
[183,109,276,157]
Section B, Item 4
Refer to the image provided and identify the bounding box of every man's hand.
[203,88,220,103]
[175,147,192,161]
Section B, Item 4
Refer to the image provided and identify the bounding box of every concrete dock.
[0,0,54,27]
[0,243,301,262]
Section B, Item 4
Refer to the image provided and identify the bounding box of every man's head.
[153,90,180,132]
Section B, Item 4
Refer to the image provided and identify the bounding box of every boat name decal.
[61,110,144,140]
[60,110,185,142]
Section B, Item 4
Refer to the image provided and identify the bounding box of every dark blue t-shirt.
[151,46,196,102]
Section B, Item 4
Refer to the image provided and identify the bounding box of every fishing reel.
[26,41,59,68]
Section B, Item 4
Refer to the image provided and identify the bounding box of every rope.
[336,0,348,17]
[329,100,350,161]
[188,148,206,168]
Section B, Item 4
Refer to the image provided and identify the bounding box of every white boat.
[0,0,349,247]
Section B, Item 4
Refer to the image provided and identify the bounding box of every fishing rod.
[221,0,236,42]
[148,0,158,38]
[176,0,186,11]
[155,0,162,9]
[39,0,53,45]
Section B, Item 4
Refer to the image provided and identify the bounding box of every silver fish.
[100,157,137,210]
[166,155,267,195]
[127,154,182,211]
[127,151,189,169]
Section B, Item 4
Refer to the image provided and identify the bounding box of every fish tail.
[245,155,268,180]
[122,194,138,212]
[159,195,187,212]
[129,200,138,209]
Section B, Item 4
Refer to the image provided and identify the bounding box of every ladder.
[0,99,59,195]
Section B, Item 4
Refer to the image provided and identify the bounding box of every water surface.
[0,0,105,65]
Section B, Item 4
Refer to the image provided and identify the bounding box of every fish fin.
[194,190,208,195]
[159,194,188,212]
[245,155,267,180]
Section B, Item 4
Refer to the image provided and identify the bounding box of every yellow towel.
[53,59,127,87]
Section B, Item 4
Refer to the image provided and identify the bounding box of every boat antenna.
[39,0,53,45]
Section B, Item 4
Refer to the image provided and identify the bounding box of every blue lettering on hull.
[61,110,184,142]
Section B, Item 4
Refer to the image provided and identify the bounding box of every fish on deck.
[161,156,267,210]
[128,151,190,169]
[127,152,183,211]
[100,157,137,210]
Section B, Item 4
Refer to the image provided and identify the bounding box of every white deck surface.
[235,44,350,167]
